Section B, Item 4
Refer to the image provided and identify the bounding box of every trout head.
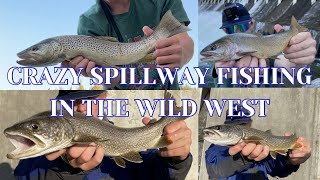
[200,38,238,63]
[204,125,243,146]
[4,111,74,159]
[17,38,64,67]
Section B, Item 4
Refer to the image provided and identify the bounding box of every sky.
[0,0,198,90]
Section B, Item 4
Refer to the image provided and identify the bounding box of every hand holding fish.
[228,142,270,161]
[61,56,96,77]
[46,144,105,171]
[143,26,194,70]
[283,32,316,65]
[143,118,192,161]
[285,133,312,165]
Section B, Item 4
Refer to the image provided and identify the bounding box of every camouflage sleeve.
[161,0,190,26]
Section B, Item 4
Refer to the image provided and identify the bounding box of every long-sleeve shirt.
[205,145,299,180]
[14,150,192,180]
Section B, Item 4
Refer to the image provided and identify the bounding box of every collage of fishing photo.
[0,0,319,180]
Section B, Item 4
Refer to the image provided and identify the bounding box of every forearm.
[266,155,300,178]
[206,153,253,178]
[175,32,194,66]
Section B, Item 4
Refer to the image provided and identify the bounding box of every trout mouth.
[5,132,45,159]
[200,51,225,62]
[200,52,214,57]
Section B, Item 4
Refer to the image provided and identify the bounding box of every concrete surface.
[0,90,200,180]
[199,88,320,180]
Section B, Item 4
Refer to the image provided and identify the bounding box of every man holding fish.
[200,3,317,87]
[62,0,194,90]
[204,104,312,179]
[13,90,193,179]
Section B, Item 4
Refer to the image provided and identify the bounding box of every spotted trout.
[200,16,307,63]
[16,10,190,67]
[203,125,302,159]
[4,92,191,168]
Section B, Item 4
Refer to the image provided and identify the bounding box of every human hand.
[284,32,316,65]
[46,143,105,171]
[284,133,312,165]
[229,142,270,161]
[61,56,96,77]
[142,118,192,161]
[274,24,316,65]
[143,26,186,70]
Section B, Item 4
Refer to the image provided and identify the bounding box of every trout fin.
[153,136,173,148]
[94,36,119,42]
[113,157,126,168]
[164,91,185,115]
[275,150,287,156]
[294,142,303,148]
[121,151,143,163]
[139,53,156,63]
[155,10,190,38]
[290,16,307,32]
[265,129,272,134]
[148,118,158,124]
[270,151,277,159]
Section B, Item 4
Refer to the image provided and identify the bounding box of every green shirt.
[78,0,190,90]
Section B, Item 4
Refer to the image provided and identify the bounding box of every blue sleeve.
[262,154,300,178]
[205,145,254,178]
[140,150,192,180]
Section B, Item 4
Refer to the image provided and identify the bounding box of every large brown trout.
[4,92,191,168]
[203,125,302,159]
[16,10,190,67]
[200,16,307,63]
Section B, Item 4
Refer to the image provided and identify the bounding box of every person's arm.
[165,154,193,180]
[205,145,254,178]
[263,154,300,178]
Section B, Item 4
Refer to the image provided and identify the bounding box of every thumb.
[274,24,284,33]
[142,117,151,125]
[143,26,154,37]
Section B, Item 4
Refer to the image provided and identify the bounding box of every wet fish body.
[16,10,190,67]
[4,93,190,168]
[204,125,302,159]
[200,16,306,63]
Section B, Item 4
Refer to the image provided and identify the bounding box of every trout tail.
[290,16,307,33]
[155,10,191,38]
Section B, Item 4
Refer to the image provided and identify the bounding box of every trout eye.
[210,45,216,51]
[31,47,39,51]
[31,124,39,130]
